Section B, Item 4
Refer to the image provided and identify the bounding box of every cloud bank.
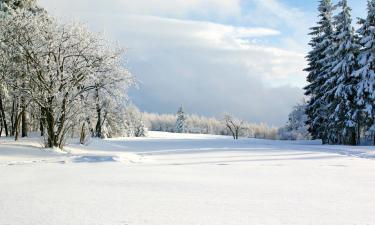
[39,0,308,125]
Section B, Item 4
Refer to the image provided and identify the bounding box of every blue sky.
[39,0,370,126]
[279,0,365,15]
[287,0,365,13]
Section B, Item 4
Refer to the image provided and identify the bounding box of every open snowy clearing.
[1,132,375,225]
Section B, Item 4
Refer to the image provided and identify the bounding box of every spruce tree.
[323,0,359,145]
[356,0,375,144]
[304,0,334,144]
[175,106,186,133]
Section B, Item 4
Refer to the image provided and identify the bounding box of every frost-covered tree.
[143,112,278,139]
[0,0,38,12]
[88,47,133,139]
[356,0,375,145]
[143,112,176,132]
[0,0,44,139]
[223,114,244,140]
[0,81,9,136]
[304,0,334,143]
[279,101,311,140]
[175,106,186,133]
[124,106,147,137]
[323,0,360,145]
[99,104,147,138]
[0,0,44,23]
[0,12,133,148]
[0,12,32,139]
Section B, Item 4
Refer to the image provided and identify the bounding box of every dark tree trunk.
[21,96,28,137]
[14,111,22,141]
[10,97,17,136]
[356,121,361,146]
[40,107,46,136]
[40,118,44,136]
[45,108,55,148]
[0,94,8,137]
[95,106,102,138]
[345,128,357,146]
[44,96,57,148]
[80,122,86,145]
[43,94,68,148]
[54,93,70,148]
[94,88,102,138]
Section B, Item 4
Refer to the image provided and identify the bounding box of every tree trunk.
[44,98,56,148]
[40,107,46,136]
[356,121,361,146]
[54,94,69,148]
[0,94,8,137]
[94,88,102,138]
[40,118,44,136]
[21,96,28,137]
[14,111,22,141]
[345,128,357,146]
[95,106,102,138]
[43,94,69,149]
[45,109,55,148]
[10,97,17,136]
[0,119,3,137]
[80,122,86,145]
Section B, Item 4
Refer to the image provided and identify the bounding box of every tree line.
[144,105,313,141]
[0,0,136,148]
[143,107,280,140]
[305,0,375,145]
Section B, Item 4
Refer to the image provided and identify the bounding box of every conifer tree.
[175,106,186,133]
[304,0,334,144]
[323,0,359,145]
[356,0,375,145]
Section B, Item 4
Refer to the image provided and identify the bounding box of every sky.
[39,0,367,126]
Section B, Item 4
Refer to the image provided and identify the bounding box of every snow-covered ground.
[1,131,375,225]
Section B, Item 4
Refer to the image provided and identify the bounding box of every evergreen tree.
[175,106,186,133]
[356,0,375,144]
[323,0,359,145]
[304,0,334,144]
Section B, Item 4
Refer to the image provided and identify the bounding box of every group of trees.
[278,101,312,141]
[305,0,375,145]
[2,0,372,147]
[143,107,279,140]
[0,0,138,148]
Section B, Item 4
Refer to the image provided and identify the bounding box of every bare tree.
[223,114,244,140]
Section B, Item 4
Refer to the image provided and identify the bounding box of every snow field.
[0,132,375,225]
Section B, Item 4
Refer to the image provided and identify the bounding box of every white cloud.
[38,0,308,125]
[102,15,305,87]
[39,0,242,19]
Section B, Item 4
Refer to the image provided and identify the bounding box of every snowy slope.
[0,132,375,225]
